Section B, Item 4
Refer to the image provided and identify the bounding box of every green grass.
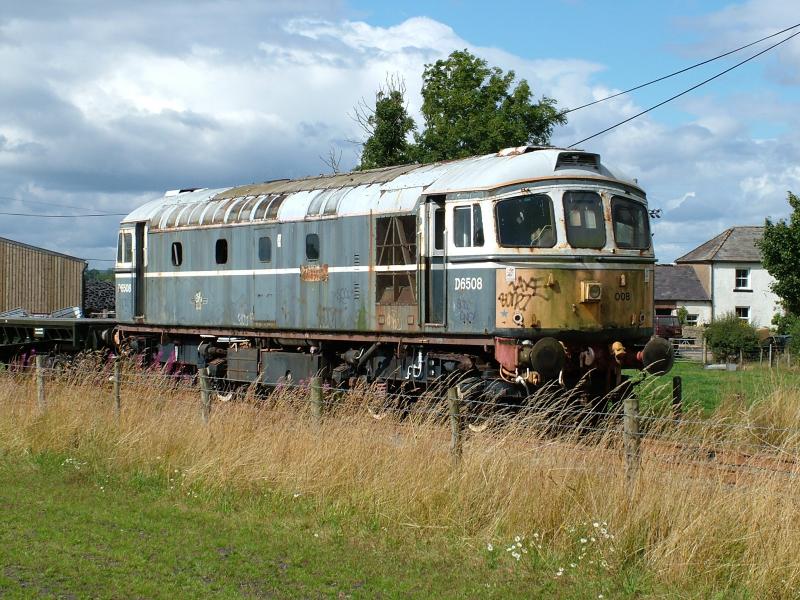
[0,449,667,599]
[631,361,800,414]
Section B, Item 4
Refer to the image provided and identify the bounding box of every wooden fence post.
[113,359,121,418]
[672,376,682,420]
[448,386,463,465]
[769,344,773,370]
[198,367,211,424]
[35,354,45,411]
[310,376,324,423]
[623,394,640,492]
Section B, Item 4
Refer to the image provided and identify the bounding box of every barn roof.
[0,236,86,264]
[654,264,709,302]
[676,226,764,263]
[121,146,643,230]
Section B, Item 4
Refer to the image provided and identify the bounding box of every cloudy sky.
[1,0,798,266]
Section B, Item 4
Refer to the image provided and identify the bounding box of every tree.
[757,191,800,315]
[415,49,566,163]
[354,77,416,170]
[676,306,689,326]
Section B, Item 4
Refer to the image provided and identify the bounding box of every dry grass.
[1,361,800,597]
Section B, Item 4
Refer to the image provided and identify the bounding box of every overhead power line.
[0,211,127,218]
[568,28,800,148]
[0,195,124,215]
[562,22,800,116]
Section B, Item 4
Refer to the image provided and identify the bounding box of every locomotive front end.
[487,168,672,397]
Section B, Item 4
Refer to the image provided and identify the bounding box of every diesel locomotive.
[114,145,672,402]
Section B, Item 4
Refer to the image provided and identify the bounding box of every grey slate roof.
[654,265,710,302]
[675,226,764,263]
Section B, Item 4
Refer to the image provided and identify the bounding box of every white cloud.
[0,2,797,265]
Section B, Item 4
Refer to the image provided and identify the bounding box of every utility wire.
[0,195,124,215]
[562,22,800,116]
[0,211,126,218]
[568,28,800,148]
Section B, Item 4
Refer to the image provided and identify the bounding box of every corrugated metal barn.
[0,236,86,315]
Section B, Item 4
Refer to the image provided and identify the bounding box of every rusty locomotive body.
[114,146,672,400]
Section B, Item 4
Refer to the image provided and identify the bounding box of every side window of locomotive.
[306,233,320,260]
[434,208,445,250]
[117,232,133,264]
[453,204,484,248]
[258,236,272,263]
[495,194,556,247]
[171,242,183,267]
[215,239,228,264]
[563,191,606,249]
[611,196,650,249]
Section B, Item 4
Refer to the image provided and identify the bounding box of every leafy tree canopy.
[356,50,566,168]
[357,81,416,170]
[757,191,800,315]
[415,50,566,163]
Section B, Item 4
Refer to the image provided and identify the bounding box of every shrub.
[704,313,759,362]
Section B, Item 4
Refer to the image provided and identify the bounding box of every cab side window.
[453,204,484,248]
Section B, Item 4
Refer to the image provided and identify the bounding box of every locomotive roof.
[121,146,643,230]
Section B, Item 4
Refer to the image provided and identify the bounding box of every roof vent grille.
[555,152,599,171]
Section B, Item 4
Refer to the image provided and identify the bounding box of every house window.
[453,204,484,248]
[171,242,183,267]
[258,236,271,263]
[735,269,750,290]
[215,239,228,264]
[735,306,750,322]
[686,314,699,326]
[306,233,319,260]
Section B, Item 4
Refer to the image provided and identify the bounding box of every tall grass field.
[1,360,799,598]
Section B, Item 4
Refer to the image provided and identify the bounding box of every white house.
[675,226,781,328]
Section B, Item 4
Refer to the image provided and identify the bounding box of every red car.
[654,315,682,339]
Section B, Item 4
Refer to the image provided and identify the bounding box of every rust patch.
[300,263,329,282]
[495,267,652,331]
[494,337,519,371]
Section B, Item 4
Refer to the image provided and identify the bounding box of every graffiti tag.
[497,277,537,311]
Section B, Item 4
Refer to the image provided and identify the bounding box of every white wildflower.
[580,538,588,544]
[486,543,493,552]
[511,552,521,561]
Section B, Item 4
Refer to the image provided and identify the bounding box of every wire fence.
[3,352,800,492]
[669,336,796,369]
